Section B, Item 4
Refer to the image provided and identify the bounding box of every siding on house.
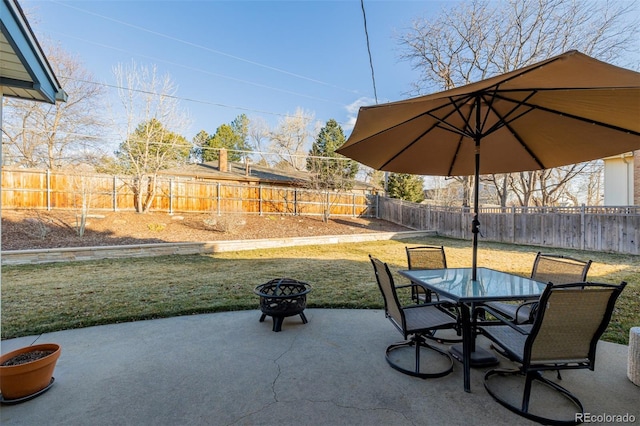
[604,152,636,206]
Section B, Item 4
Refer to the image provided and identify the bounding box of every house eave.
[1,0,67,104]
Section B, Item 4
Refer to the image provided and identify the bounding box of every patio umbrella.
[336,50,640,280]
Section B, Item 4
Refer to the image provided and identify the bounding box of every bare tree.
[510,171,537,207]
[484,174,512,207]
[535,164,588,206]
[398,0,639,206]
[268,108,315,171]
[109,62,192,213]
[583,162,604,206]
[400,0,638,94]
[69,171,99,237]
[248,116,272,165]
[2,43,107,168]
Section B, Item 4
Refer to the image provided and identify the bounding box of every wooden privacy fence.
[1,168,377,218]
[4,169,638,254]
[378,197,640,255]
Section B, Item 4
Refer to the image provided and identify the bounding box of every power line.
[66,77,293,119]
[360,0,378,104]
[29,75,354,129]
[51,31,346,107]
[1,124,359,162]
[51,0,360,95]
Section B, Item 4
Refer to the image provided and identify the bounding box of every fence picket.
[2,168,638,255]
[1,168,376,218]
[378,198,639,255]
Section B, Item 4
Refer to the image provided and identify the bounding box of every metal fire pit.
[254,278,312,332]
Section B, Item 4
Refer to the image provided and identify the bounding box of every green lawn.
[2,236,638,344]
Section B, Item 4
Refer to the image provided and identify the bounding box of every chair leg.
[522,372,534,413]
[385,334,454,379]
[272,316,284,332]
[484,368,585,426]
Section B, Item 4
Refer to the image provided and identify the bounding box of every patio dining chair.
[484,252,592,324]
[369,255,456,379]
[480,281,626,425]
[405,245,462,343]
[405,245,448,304]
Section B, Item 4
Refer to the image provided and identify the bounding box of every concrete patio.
[1,309,638,425]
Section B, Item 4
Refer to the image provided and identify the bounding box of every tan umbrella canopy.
[337,50,640,279]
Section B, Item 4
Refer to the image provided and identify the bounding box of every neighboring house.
[603,151,638,206]
[160,149,379,194]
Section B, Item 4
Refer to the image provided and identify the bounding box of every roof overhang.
[1,0,67,104]
[603,152,635,161]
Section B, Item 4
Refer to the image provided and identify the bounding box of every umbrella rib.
[478,91,500,136]
[446,93,476,137]
[504,95,640,136]
[443,94,478,176]
[494,110,546,170]
[480,91,538,136]
[447,134,466,177]
[478,91,546,169]
[377,99,474,170]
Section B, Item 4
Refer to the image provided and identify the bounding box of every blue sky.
[23,0,447,140]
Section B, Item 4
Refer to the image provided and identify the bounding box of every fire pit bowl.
[254,278,312,332]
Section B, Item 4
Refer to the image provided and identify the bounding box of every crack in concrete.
[270,330,302,402]
[227,330,302,426]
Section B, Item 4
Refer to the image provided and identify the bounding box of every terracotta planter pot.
[0,343,61,402]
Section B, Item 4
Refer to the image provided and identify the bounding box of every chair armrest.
[479,304,532,336]
[403,300,455,310]
[395,284,413,290]
[514,301,538,324]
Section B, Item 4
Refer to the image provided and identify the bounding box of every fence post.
[580,204,586,250]
[352,193,356,217]
[259,185,263,216]
[169,179,174,215]
[512,206,516,243]
[217,182,221,216]
[46,169,51,210]
[112,176,117,211]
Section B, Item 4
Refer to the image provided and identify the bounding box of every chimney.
[219,148,228,173]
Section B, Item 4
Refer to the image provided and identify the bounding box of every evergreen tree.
[306,119,358,190]
[203,124,242,162]
[203,114,252,163]
[191,130,209,163]
[385,173,425,203]
[230,114,252,161]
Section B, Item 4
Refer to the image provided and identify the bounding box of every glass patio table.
[398,267,546,392]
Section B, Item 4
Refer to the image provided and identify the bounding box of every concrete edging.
[1,230,434,265]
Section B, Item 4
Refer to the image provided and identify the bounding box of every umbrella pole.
[472,145,480,281]
[471,96,481,281]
